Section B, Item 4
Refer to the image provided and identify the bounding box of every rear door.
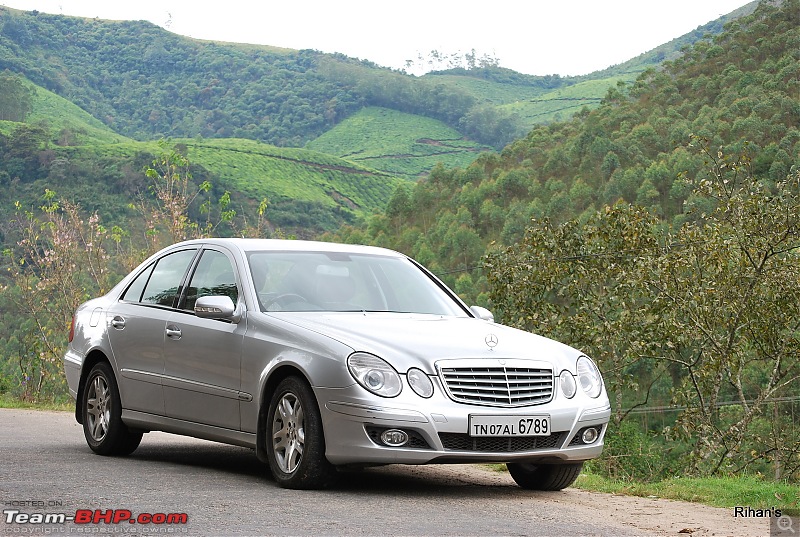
[107,248,198,416]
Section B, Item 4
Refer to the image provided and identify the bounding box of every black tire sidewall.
[81,362,140,455]
[266,376,335,489]
[507,461,584,491]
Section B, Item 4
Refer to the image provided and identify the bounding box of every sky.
[0,0,752,76]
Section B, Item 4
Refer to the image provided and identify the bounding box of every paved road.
[0,409,765,536]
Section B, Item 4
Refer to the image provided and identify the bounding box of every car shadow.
[58,431,564,498]
[129,439,265,478]
[127,438,542,497]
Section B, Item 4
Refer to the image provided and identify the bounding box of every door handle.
[110,316,125,329]
[165,325,182,340]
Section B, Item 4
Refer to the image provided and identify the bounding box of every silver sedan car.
[63,238,610,490]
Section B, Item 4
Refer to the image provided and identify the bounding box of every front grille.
[439,432,565,452]
[438,365,554,407]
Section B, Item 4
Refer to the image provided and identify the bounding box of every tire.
[507,462,584,491]
[81,362,143,456]
[266,376,337,489]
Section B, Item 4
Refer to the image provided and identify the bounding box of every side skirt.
[122,409,257,450]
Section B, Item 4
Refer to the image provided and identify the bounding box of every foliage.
[137,142,237,248]
[585,420,683,481]
[652,140,800,479]
[0,147,242,401]
[484,202,664,422]
[0,69,33,121]
[1,192,120,401]
[485,143,800,481]
[0,391,70,410]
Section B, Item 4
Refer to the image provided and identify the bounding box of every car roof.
[171,238,406,258]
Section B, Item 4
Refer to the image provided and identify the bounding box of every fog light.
[581,427,599,444]
[381,429,409,447]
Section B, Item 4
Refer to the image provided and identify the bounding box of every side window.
[182,249,238,312]
[140,249,197,307]
[120,262,154,302]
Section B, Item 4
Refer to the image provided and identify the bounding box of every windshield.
[247,251,468,316]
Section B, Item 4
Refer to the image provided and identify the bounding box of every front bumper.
[316,381,610,466]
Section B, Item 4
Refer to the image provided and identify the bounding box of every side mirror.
[470,305,494,323]
[195,296,241,323]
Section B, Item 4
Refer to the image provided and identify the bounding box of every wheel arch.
[74,349,112,424]
[255,364,316,464]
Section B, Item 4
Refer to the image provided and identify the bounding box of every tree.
[1,124,49,181]
[650,140,800,478]
[485,203,664,424]
[136,142,233,248]
[485,139,800,481]
[1,145,237,401]
[2,192,119,401]
[0,70,35,122]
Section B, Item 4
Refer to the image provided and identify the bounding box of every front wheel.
[81,362,142,456]
[507,462,584,491]
[266,376,337,489]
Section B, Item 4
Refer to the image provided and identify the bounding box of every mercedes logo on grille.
[485,333,499,350]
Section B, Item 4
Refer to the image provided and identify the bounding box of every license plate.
[468,415,551,437]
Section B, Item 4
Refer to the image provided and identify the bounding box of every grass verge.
[484,465,798,513]
[0,392,71,411]
[574,473,799,513]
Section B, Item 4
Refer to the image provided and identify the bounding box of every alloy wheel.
[271,392,305,474]
[86,374,111,442]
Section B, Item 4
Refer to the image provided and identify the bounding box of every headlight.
[577,356,603,398]
[559,370,576,399]
[407,368,433,398]
[347,353,402,397]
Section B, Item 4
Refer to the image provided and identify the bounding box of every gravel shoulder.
[422,464,771,536]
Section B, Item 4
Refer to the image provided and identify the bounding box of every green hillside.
[3,132,401,235]
[0,1,770,239]
[0,72,128,144]
[332,0,800,297]
[306,107,491,179]
[26,79,131,145]
[500,75,636,127]
[422,71,567,104]
[178,138,400,214]
[0,4,755,154]
[0,69,400,233]
[0,91,400,238]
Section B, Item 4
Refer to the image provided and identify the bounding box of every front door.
[162,248,245,430]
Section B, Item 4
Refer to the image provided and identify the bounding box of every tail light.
[68,315,76,343]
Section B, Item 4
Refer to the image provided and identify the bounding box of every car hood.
[269,312,581,374]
